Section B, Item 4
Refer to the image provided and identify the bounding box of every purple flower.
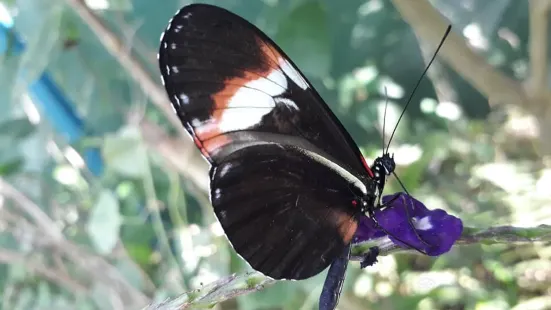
[354,192,463,256]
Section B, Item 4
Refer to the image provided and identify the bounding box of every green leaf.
[275,1,331,79]
[36,282,53,307]
[13,288,34,310]
[0,118,35,140]
[102,126,148,178]
[87,190,122,254]
[0,157,24,176]
[8,262,27,281]
[125,244,154,266]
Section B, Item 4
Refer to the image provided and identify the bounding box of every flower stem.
[145,224,551,309]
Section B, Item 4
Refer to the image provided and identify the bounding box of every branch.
[0,249,89,294]
[0,178,150,308]
[136,115,210,194]
[0,179,64,241]
[62,0,209,192]
[390,0,527,108]
[528,0,551,99]
[146,224,551,309]
[63,0,176,129]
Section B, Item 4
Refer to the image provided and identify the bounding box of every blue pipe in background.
[0,22,103,176]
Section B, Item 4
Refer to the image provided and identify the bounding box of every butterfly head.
[370,152,396,200]
[373,153,395,179]
[378,153,395,176]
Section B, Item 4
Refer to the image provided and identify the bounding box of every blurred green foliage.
[0,0,550,309]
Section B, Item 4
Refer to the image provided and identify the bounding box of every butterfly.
[157,3,445,282]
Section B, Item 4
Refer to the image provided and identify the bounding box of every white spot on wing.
[252,68,288,96]
[191,118,202,127]
[218,68,288,132]
[275,97,299,110]
[219,164,232,177]
[218,107,272,132]
[213,188,222,199]
[279,58,308,90]
[180,93,190,105]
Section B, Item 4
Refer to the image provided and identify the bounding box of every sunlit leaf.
[0,157,24,176]
[87,190,122,254]
[102,126,148,178]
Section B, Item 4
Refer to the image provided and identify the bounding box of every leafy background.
[0,0,551,309]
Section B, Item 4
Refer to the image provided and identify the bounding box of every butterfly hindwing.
[211,144,360,280]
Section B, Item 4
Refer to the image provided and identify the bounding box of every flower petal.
[353,215,385,243]
[353,192,463,256]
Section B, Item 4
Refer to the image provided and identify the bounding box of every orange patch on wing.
[202,135,231,155]
[257,37,283,68]
[332,211,358,244]
[193,37,280,155]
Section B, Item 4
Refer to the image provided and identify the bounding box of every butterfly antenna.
[385,25,452,154]
[392,172,409,195]
[382,86,389,154]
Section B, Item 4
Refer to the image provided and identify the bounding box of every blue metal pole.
[0,22,103,176]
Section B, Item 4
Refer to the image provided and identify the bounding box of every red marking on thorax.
[361,156,374,178]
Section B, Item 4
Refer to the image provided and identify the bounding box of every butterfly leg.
[319,243,351,310]
[360,246,380,268]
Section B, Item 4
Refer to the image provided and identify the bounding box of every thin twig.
[0,177,150,308]
[0,179,64,241]
[390,0,527,108]
[62,0,209,192]
[136,115,209,193]
[146,224,551,309]
[0,249,89,294]
[528,0,551,99]
[62,0,178,132]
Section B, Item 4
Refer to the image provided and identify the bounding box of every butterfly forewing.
[159,4,369,176]
[158,4,374,280]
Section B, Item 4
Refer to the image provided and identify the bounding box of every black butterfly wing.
[158,4,374,280]
[211,144,360,280]
[158,4,373,178]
